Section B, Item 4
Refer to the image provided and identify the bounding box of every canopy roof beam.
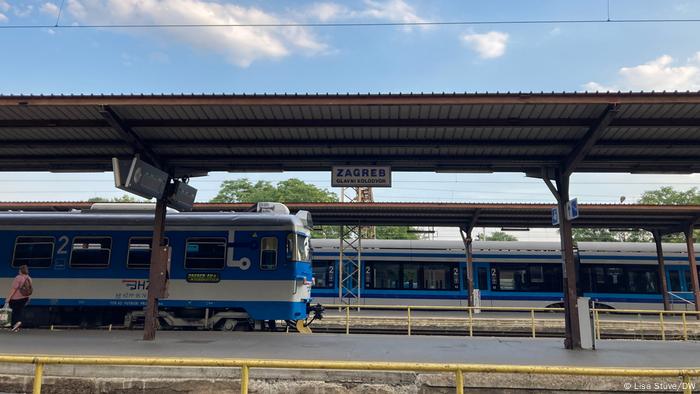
[562,104,618,178]
[100,106,163,169]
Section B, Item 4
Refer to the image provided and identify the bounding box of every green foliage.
[572,186,700,243]
[87,195,140,203]
[211,178,419,239]
[571,228,650,243]
[638,187,700,205]
[479,231,518,241]
[211,178,337,203]
[376,227,420,240]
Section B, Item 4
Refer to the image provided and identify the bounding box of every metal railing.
[323,304,700,340]
[592,308,700,341]
[0,354,698,394]
[325,304,564,337]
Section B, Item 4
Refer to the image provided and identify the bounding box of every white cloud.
[13,4,34,17]
[462,31,509,59]
[583,53,700,91]
[41,2,60,17]
[307,2,347,22]
[306,0,427,27]
[0,0,9,22]
[65,0,327,67]
[361,0,425,24]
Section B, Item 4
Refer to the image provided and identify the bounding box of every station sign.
[113,157,168,200]
[167,180,197,212]
[331,166,391,187]
[551,207,560,226]
[566,198,579,221]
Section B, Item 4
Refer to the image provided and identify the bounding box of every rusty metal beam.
[562,105,618,177]
[99,106,163,168]
[4,92,700,106]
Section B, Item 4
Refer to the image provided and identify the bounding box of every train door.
[666,266,692,304]
[474,263,490,291]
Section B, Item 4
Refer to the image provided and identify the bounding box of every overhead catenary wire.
[2,18,700,30]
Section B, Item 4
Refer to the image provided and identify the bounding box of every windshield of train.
[287,233,310,262]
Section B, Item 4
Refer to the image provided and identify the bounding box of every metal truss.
[338,187,374,305]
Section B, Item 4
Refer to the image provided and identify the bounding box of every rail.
[324,304,700,340]
[0,354,698,394]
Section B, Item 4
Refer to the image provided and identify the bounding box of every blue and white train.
[310,239,700,310]
[0,203,321,330]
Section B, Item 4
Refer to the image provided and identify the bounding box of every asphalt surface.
[0,330,698,368]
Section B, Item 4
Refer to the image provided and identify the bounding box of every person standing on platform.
[4,264,32,332]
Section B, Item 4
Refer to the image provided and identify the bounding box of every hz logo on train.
[332,166,392,187]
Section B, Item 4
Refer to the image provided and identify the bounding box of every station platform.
[0,329,699,366]
[0,330,698,393]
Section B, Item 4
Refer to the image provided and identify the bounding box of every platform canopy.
[2,202,699,234]
[1,92,700,175]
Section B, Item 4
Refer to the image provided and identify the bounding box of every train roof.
[311,239,700,253]
[576,241,693,253]
[311,239,562,251]
[0,209,306,229]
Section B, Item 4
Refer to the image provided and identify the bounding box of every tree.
[571,228,650,243]
[211,178,419,239]
[87,195,141,203]
[211,178,337,203]
[572,186,700,243]
[479,231,518,241]
[638,187,700,205]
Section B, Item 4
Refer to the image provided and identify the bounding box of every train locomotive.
[0,202,322,330]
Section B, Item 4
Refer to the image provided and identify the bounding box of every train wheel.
[220,319,237,331]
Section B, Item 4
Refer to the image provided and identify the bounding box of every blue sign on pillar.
[566,198,579,220]
[551,207,560,226]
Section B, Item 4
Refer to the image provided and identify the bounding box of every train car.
[311,239,699,310]
[0,203,320,330]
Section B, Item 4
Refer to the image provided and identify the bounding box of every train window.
[529,265,544,283]
[185,238,226,270]
[581,264,659,294]
[371,262,400,289]
[127,237,169,269]
[286,234,311,262]
[668,271,682,292]
[312,261,334,288]
[260,237,278,270]
[491,263,562,292]
[70,237,111,268]
[403,263,420,289]
[477,267,489,291]
[12,236,55,268]
[424,264,451,290]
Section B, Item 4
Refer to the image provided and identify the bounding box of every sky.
[1,0,700,241]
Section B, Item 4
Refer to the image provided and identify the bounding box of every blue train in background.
[0,203,321,330]
[311,239,700,310]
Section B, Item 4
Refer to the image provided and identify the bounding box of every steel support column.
[684,225,700,318]
[143,197,169,341]
[459,211,480,308]
[459,227,475,307]
[652,230,671,311]
[544,174,581,350]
